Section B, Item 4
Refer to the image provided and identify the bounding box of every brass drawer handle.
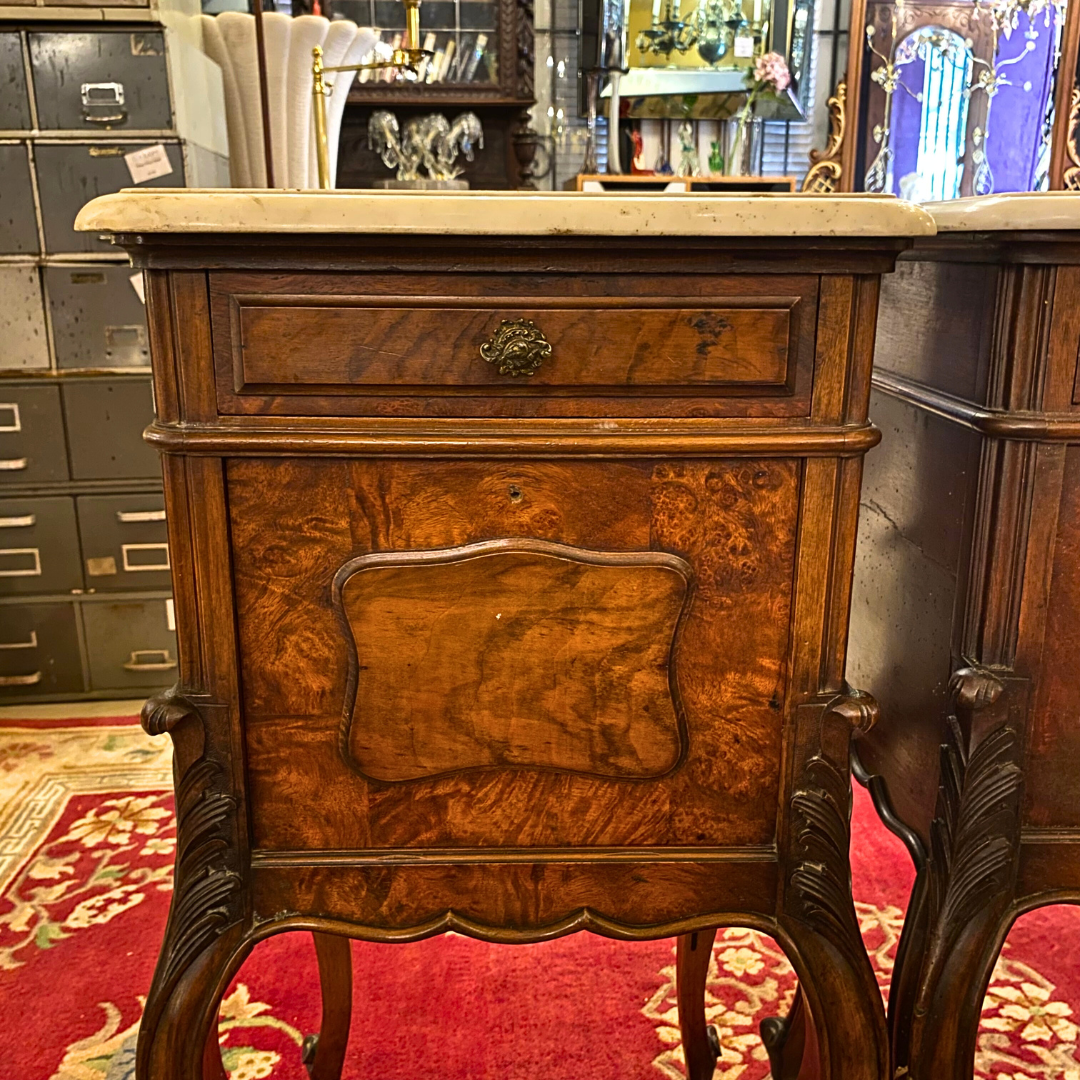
[479,319,551,377]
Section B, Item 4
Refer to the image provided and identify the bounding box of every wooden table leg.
[301,932,354,1080]
[761,985,820,1080]
[676,929,720,1080]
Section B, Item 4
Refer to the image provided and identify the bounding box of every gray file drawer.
[62,378,159,480]
[35,141,184,254]
[0,34,31,131]
[0,143,39,254]
[0,602,84,697]
[0,268,49,371]
[0,386,69,484]
[82,597,176,691]
[77,493,170,591]
[0,495,82,596]
[29,31,172,132]
[46,265,149,369]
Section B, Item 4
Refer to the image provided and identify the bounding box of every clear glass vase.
[730,117,763,176]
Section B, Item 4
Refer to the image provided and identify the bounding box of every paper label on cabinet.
[734,35,755,57]
[129,272,146,304]
[124,144,173,185]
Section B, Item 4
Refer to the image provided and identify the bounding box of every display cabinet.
[328,0,539,187]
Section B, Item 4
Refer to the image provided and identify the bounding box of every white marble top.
[923,192,1080,232]
[74,189,935,238]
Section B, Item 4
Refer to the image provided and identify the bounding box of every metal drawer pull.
[0,631,37,650]
[117,509,166,523]
[121,543,170,572]
[0,515,34,528]
[81,82,127,123]
[0,458,28,472]
[0,548,41,577]
[0,672,42,687]
[123,649,177,672]
[479,319,552,377]
[0,404,20,433]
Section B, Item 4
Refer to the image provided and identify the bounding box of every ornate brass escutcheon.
[479,318,552,376]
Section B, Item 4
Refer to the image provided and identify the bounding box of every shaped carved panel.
[334,538,692,783]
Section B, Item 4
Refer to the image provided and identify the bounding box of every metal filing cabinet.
[46,264,149,369]
[0,143,39,254]
[0,267,49,371]
[76,493,170,591]
[82,598,177,692]
[0,32,30,130]
[0,386,69,485]
[0,16,227,702]
[63,378,159,480]
[0,603,83,697]
[29,31,173,132]
[36,141,185,254]
[0,495,83,596]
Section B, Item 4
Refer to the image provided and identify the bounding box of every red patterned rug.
[2,715,1080,1080]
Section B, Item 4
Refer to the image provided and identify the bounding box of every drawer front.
[46,264,149,369]
[0,34,31,130]
[35,142,184,254]
[0,495,82,595]
[212,273,818,418]
[0,386,69,484]
[0,144,39,254]
[29,31,172,131]
[0,602,84,697]
[77,493,170,590]
[82,597,176,691]
[0,267,50,371]
[63,378,160,480]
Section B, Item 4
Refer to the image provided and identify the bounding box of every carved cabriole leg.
[675,929,720,1080]
[770,691,888,1080]
[902,666,1025,1080]
[849,743,930,1080]
[137,687,247,1080]
[302,933,354,1080]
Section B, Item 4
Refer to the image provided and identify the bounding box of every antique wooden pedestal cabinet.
[848,193,1080,1080]
[76,190,931,1080]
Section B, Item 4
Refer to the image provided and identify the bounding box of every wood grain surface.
[227,456,800,852]
[335,539,691,782]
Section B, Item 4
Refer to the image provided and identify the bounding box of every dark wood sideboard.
[75,190,931,1080]
[848,196,1080,1080]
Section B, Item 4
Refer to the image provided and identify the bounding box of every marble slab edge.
[924,192,1080,232]
[75,189,937,238]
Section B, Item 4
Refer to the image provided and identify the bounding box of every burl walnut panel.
[228,456,799,853]
[335,539,692,783]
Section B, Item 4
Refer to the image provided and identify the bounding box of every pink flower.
[753,51,791,92]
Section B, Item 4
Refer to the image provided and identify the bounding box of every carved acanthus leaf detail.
[142,685,199,736]
[789,755,863,965]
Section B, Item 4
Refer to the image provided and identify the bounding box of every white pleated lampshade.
[201,13,377,188]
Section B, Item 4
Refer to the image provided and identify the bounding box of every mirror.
[594,0,815,120]
[860,0,1066,198]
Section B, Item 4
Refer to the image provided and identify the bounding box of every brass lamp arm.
[311,0,433,190]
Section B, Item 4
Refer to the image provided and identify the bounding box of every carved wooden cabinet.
[847,194,1080,1080]
[76,189,931,1080]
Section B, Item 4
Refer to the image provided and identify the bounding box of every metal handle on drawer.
[0,548,41,577]
[117,509,166,524]
[479,319,552,377]
[0,458,28,472]
[123,649,177,672]
[121,543,170,572]
[0,515,34,528]
[0,671,42,686]
[81,82,127,123]
[0,631,37,650]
